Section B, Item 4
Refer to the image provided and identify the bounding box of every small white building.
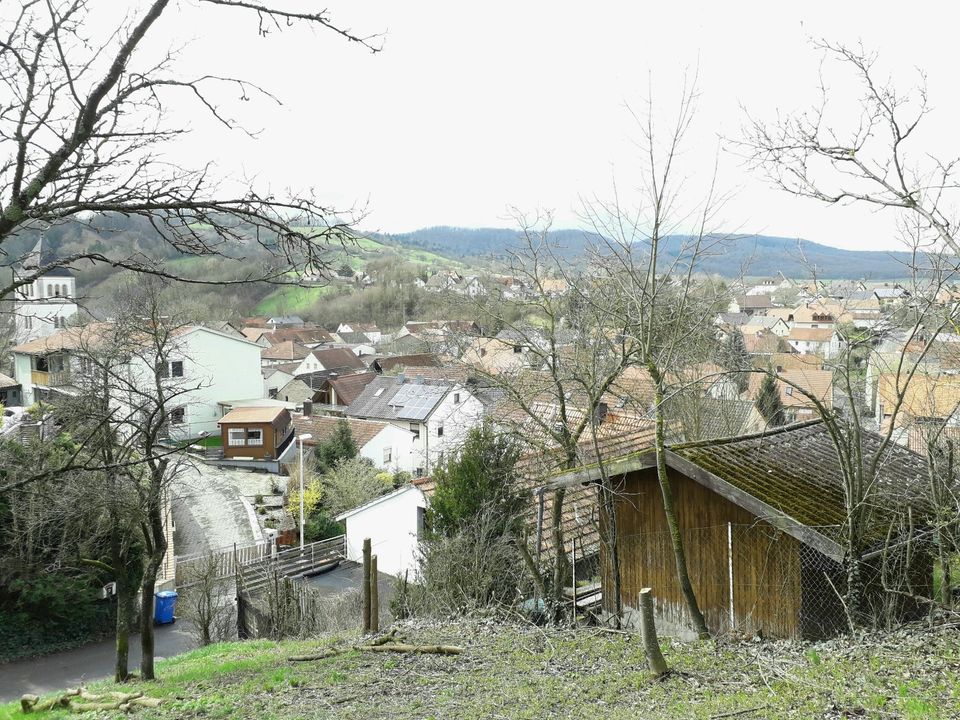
[336,481,430,577]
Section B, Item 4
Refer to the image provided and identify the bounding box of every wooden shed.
[218,406,293,460]
[551,421,933,639]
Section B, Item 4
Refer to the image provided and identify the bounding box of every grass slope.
[2,620,957,719]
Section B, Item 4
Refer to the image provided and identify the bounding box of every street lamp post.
[297,433,312,547]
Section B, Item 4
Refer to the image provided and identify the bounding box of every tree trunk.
[600,477,623,628]
[639,588,669,677]
[652,373,711,639]
[115,586,135,683]
[139,488,167,681]
[549,487,569,622]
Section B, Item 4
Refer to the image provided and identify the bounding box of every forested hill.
[377,226,919,279]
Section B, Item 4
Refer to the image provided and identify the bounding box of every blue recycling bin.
[154,590,178,625]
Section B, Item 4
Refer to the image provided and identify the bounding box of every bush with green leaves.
[313,419,358,474]
[426,423,524,538]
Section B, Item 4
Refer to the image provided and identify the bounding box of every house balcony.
[31,370,71,387]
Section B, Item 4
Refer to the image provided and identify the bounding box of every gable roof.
[310,347,365,371]
[788,327,835,343]
[347,375,453,421]
[747,368,834,410]
[550,421,929,561]
[265,327,335,345]
[376,354,441,372]
[324,371,378,405]
[261,340,311,361]
[735,295,774,309]
[291,414,392,449]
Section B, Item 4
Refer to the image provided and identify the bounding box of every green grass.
[253,284,341,316]
[3,621,958,719]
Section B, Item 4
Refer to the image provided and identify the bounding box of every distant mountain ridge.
[376,226,918,280]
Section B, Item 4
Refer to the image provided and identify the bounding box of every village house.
[265,315,305,329]
[292,413,418,474]
[746,367,833,422]
[741,315,790,337]
[460,337,533,376]
[11,323,264,440]
[728,295,774,316]
[12,237,79,344]
[337,323,382,343]
[218,406,294,462]
[289,347,365,377]
[346,374,484,476]
[786,327,842,357]
[262,366,296,399]
[260,340,311,368]
[312,371,378,408]
[550,421,933,639]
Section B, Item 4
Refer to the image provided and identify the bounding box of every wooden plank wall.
[602,467,802,638]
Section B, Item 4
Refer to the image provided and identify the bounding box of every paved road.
[172,462,276,556]
[0,622,195,703]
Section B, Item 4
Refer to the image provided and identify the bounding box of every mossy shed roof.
[550,420,931,560]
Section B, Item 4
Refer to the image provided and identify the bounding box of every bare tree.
[0,0,379,299]
[742,42,960,621]
[465,214,639,623]
[582,74,730,638]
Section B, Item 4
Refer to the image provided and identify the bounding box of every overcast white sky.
[152,1,960,250]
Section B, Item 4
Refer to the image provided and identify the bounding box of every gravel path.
[171,462,277,556]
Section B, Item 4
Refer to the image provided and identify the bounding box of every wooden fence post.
[362,538,372,634]
[639,588,669,677]
[370,555,380,634]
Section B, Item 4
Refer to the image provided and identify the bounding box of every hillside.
[2,620,956,719]
[378,227,919,279]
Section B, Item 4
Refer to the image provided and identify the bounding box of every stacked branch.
[20,688,161,713]
[289,629,464,662]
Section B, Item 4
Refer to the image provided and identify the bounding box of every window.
[513,345,522,353]
[416,507,426,536]
[453,393,461,404]
[383,447,392,464]
[169,407,185,425]
[785,386,793,396]
[246,428,263,446]
[415,467,424,478]
[268,388,278,399]
[171,360,184,378]
[410,422,420,440]
[436,423,444,437]
[228,428,246,446]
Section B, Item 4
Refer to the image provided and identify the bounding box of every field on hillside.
[3,619,957,720]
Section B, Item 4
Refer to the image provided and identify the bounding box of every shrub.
[320,456,392,517]
[399,504,526,617]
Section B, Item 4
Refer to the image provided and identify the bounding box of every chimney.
[303,401,313,417]
[415,375,424,385]
[594,402,609,425]
[397,372,405,384]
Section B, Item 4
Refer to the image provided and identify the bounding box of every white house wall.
[359,425,418,474]
[342,486,426,577]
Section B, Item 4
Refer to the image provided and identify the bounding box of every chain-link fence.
[606,523,939,640]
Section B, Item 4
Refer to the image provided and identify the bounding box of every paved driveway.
[0,622,195,703]
[172,462,278,556]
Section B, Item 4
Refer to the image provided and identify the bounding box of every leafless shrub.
[177,553,235,647]
[401,505,527,618]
